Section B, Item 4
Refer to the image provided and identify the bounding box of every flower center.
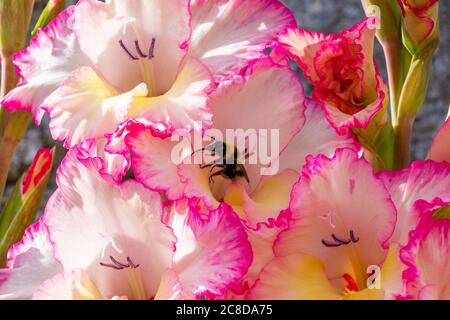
[321,230,359,247]
[119,38,156,61]
[100,255,140,270]
[100,255,148,300]
[321,229,367,289]
[119,37,157,96]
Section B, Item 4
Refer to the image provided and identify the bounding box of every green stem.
[0,137,15,206]
[0,52,18,203]
[394,115,415,169]
[383,40,402,126]
[0,52,32,206]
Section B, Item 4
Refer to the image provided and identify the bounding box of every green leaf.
[0,148,55,267]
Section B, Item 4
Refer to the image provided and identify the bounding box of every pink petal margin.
[1,7,78,124]
[399,199,450,300]
[290,148,398,250]
[5,218,53,269]
[174,203,253,298]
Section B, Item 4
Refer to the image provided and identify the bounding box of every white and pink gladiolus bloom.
[125,57,360,229]
[0,0,448,302]
[1,0,296,148]
[247,149,450,300]
[0,149,252,300]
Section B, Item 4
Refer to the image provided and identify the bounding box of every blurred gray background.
[2,0,449,208]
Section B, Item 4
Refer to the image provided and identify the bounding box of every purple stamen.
[134,40,148,58]
[99,262,123,270]
[127,256,140,269]
[99,256,140,270]
[321,239,342,247]
[119,40,139,60]
[322,230,360,247]
[148,38,156,59]
[110,256,129,268]
[332,234,351,245]
[350,230,359,243]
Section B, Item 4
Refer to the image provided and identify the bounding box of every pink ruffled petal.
[1,7,90,124]
[320,74,387,132]
[234,220,286,297]
[125,125,186,200]
[44,149,176,299]
[189,0,295,78]
[127,57,214,134]
[44,66,147,148]
[278,27,326,82]
[400,201,450,300]
[279,18,387,131]
[76,138,130,182]
[169,202,252,298]
[275,149,397,288]
[178,161,220,209]
[0,219,62,300]
[279,98,361,172]
[378,160,450,245]
[428,116,450,162]
[223,170,299,228]
[32,269,103,300]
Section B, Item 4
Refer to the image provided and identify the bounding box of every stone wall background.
[2,0,449,208]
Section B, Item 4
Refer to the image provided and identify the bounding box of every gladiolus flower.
[0,149,252,300]
[248,149,450,300]
[378,160,450,247]
[0,219,62,300]
[1,0,295,148]
[278,17,387,132]
[126,58,360,228]
[397,0,439,49]
[400,200,450,300]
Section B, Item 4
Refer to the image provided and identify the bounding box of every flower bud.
[32,0,66,36]
[397,0,439,53]
[0,148,54,266]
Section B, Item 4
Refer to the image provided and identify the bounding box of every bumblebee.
[195,138,251,185]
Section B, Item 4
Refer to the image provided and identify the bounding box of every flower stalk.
[393,113,415,169]
[0,0,67,203]
[363,0,440,168]
[361,0,402,123]
[0,0,35,202]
